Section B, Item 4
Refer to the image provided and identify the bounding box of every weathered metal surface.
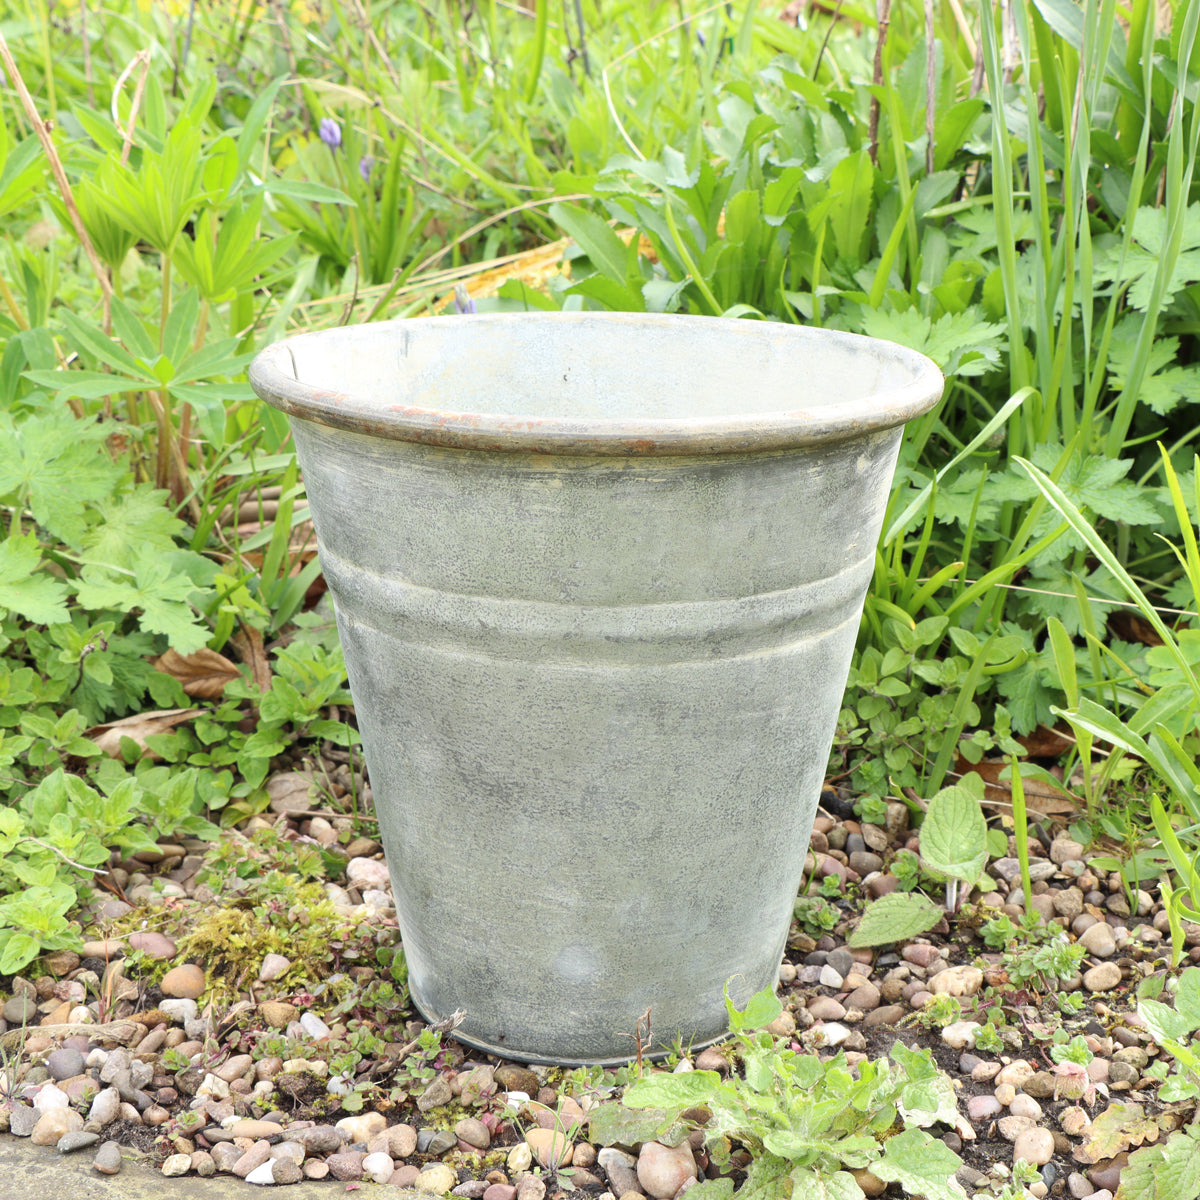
[249,313,943,1064]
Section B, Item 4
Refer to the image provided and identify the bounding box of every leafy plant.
[605,984,966,1200]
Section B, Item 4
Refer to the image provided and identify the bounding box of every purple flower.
[359,155,374,181]
[453,285,476,315]
[318,117,342,149]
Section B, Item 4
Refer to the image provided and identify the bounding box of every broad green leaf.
[0,533,70,624]
[872,1127,966,1200]
[781,1167,864,1200]
[1139,998,1192,1045]
[1117,1130,1200,1200]
[847,892,942,949]
[725,983,782,1034]
[1174,967,1200,1031]
[586,1102,689,1149]
[622,1070,721,1111]
[551,202,642,298]
[920,774,988,886]
[259,178,354,205]
[0,931,42,975]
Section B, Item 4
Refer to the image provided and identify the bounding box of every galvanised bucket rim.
[249,312,943,456]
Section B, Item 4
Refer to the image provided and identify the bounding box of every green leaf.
[1117,1129,1200,1200]
[725,983,782,1034]
[871,1127,966,1200]
[0,533,70,624]
[622,1071,721,1111]
[782,1167,865,1200]
[0,931,42,975]
[920,774,988,886]
[586,1102,690,1149]
[847,892,943,949]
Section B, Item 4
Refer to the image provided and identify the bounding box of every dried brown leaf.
[230,626,271,694]
[85,708,203,759]
[153,647,241,699]
[954,759,1077,817]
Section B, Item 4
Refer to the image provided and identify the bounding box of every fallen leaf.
[85,708,204,758]
[153,647,241,699]
[1018,724,1076,758]
[230,626,271,694]
[955,758,1077,817]
[1078,1103,1158,1163]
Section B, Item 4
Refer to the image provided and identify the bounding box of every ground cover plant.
[1,0,1200,1197]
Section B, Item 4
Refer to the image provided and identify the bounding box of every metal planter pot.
[249,312,943,1065]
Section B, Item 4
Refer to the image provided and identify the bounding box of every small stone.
[1013,1127,1055,1166]
[417,1163,460,1194]
[968,1095,1002,1121]
[929,966,984,997]
[93,1141,123,1174]
[637,1140,697,1199]
[863,1004,906,1027]
[58,1131,100,1154]
[296,1124,345,1154]
[485,1186,518,1200]
[1010,1094,1043,1120]
[211,1143,244,1172]
[31,1109,83,1146]
[364,1151,396,1184]
[230,1119,288,1140]
[128,931,177,958]
[456,1116,491,1149]
[347,857,391,889]
[161,964,205,999]
[999,1115,1037,1142]
[259,1001,297,1030]
[420,1129,458,1155]
[818,965,844,988]
[808,996,846,1021]
[507,1142,533,1173]
[304,1161,330,1179]
[1079,923,1117,958]
[258,954,292,983]
[47,1048,85,1081]
[418,1074,454,1112]
[1060,1108,1091,1136]
[495,1064,540,1094]
[388,1118,422,1156]
[1022,1072,1058,1100]
[159,998,198,1023]
[941,1021,981,1050]
[244,1162,274,1185]
[844,982,881,1012]
[162,1153,192,1176]
[995,1061,1034,1088]
[1083,962,1122,992]
[526,1128,573,1168]
[33,1082,70,1112]
[298,1011,330,1039]
[217,1054,254,1083]
[2,995,37,1024]
[233,1142,274,1177]
[337,1111,388,1143]
[515,1176,546,1200]
[326,1151,366,1181]
[271,1159,304,1185]
[813,1022,849,1046]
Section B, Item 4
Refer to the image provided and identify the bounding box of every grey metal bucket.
[249,312,943,1065]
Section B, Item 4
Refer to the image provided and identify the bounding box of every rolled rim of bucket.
[248,312,944,456]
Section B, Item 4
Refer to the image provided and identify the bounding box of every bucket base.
[409,994,729,1069]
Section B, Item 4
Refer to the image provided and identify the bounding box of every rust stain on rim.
[248,312,944,457]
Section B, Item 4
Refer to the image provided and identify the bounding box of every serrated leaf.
[859,306,1005,379]
[1139,998,1193,1045]
[0,532,70,624]
[871,1127,966,1200]
[847,891,943,949]
[920,774,988,886]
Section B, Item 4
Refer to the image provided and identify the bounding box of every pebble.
[162,1153,192,1176]
[93,1141,123,1174]
[941,1021,981,1049]
[363,1151,396,1183]
[57,1131,100,1154]
[1083,962,1122,992]
[346,857,391,889]
[161,963,206,999]
[337,1111,387,1143]
[417,1163,459,1194]
[258,953,292,982]
[526,1128,572,1168]
[31,1109,83,1145]
[47,1048,85,1081]
[128,931,177,958]
[1079,923,1117,957]
[929,965,984,997]
[637,1141,697,1199]
[967,1095,1001,1121]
